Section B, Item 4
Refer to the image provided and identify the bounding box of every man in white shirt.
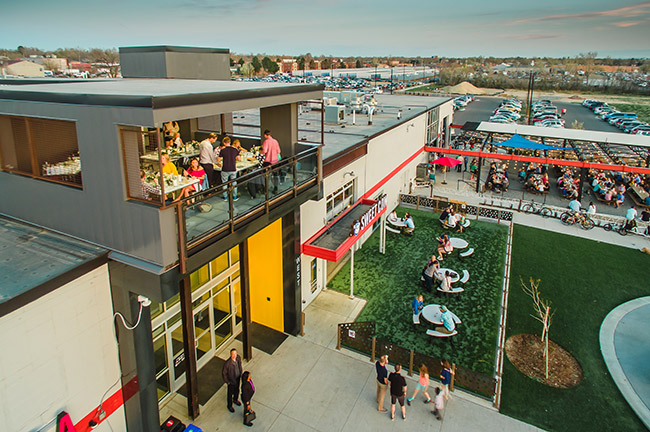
[625,205,638,231]
[199,133,219,186]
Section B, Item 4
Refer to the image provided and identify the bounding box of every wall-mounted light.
[344,171,355,177]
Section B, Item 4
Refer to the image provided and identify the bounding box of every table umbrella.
[432,156,462,184]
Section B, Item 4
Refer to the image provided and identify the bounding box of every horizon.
[3,0,650,59]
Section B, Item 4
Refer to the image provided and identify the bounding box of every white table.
[436,268,459,283]
[215,158,259,173]
[449,237,469,249]
[159,177,201,195]
[421,304,462,326]
[387,217,406,228]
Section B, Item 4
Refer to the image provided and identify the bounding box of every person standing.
[388,364,407,421]
[199,133,219,186]
[431,387,445,420]
[440,360,454,400]
[241,371,256,427]
[222,348,243,413]
[261,129,281,193]
[218,137,242,201]
[375,355,389,412]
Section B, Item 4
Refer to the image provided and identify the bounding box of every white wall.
[300,108,434,307]
[0,264,126,432]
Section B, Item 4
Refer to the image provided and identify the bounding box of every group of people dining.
[556,169,580,200]
[590,170,629,208]
[518,162,550,194]
[439,205,467,233]
[485,163,509,192]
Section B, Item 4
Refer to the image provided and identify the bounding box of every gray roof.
[0,215,107,309]
[476,122,650,147]
[119,45,229,54]
[0,78,324,109]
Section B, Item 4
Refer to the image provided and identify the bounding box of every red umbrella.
[432,156,461,184]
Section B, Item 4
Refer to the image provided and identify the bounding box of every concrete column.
[260,103,299,157]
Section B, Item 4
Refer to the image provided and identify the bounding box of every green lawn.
[405,84,444,93]
[503,225,648,431]
[329,206,508,376]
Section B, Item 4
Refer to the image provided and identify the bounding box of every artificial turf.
[328,206,508,376]
[502,224,648,431]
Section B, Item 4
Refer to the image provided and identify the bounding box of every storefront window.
[190,264,210,291]
[230,245,240,263]
[165,293,180,309]
[210,252,229,278]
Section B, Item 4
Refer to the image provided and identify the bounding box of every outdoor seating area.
[329,206,508,377]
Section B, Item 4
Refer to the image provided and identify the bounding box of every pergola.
[426,122,650,201]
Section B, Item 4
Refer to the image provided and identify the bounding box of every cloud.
[612,20,643,27]
[511,1,650,25]
[513,33,563,40]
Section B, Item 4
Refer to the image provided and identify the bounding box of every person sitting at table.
[402,213,415,236]
[436,233,452,261]
[587,202,596,215]
[614,192,625,208]
[140,170,161,200]
[183,158,207,192]
[388,210,399,223]
[435,305,456,335]
[641,208,650,222]
[412,295,424,316]
[164,135,175,150]
[161,153,178,176]
[439,205,451,224]
[232,138,245,152]
[438,271,454,294]
[645,195,650,206]
[455,214,467,233]
[173,132,184,149]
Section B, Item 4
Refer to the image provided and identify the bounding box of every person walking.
[388,364,407,421]
[222,348,243,413]
[407,364,431,405]
[218,137,242,201]
[199,133,219,187]
[375,355,389,412]
[440,360,454,400]
[241,371,256,427]
[261,129,281,193]
[431,387,445,420]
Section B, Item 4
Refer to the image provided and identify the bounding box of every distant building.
[2,60,44,77]
[43,57,68,72]
[278,58,298,73]
[68,61,92,73]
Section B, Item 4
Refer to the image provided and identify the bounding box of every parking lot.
[452,96,621,133]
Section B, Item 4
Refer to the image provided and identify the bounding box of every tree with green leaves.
[240,62,254,77]
[251,56,261,74]
[238,57,244,66]
[356,59,362,68]
[297,56,305,70]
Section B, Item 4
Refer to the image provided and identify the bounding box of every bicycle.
[603,220,649,237]
[560,210,595,230]
[521,201,553,218]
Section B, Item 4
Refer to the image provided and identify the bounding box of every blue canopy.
[489,134,571,151]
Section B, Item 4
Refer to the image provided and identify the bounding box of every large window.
[326,179,355,221]
[0,115,82,187]
[426,108,440,146]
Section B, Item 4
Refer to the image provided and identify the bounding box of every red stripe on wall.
[362,146,424,199]
[74,376,139,432]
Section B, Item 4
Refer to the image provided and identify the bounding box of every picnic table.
[449,237,468,249]
[629,185,650,208]
[421,304,462,326]
[436,268,460,283]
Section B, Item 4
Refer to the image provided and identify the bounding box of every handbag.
[245,409,256,423]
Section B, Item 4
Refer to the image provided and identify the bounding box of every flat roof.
[0,79,324,109]
[119,45,229,54]
[234,94,451,160]
[475,121,650,148]
[0,215,107,310]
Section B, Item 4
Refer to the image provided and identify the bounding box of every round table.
[436,268,459,283]
[449,237,468,249]
[421,304,462,325]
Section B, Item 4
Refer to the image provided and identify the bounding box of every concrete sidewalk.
[160,290,542,432]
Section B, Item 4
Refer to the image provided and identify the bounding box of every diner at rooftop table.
[485,163,509,192]
[421,304,461,338]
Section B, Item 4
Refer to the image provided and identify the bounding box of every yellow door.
[247,219,284,332]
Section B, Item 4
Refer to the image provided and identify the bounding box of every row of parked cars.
[489,98,522,124]
[530,100,565,128]
[453,95,475,110]
[582,100,650,136]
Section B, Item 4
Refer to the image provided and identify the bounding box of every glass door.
[167,312,186,390]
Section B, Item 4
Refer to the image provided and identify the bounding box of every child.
[440,360,454,400]
[407,364,431,405]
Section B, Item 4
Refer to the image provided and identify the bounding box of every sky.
[3,0,650,58]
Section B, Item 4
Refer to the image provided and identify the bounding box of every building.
[0,45,454,431]
[1,60,45,77]
[278,58,298,73]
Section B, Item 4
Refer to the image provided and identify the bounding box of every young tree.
[356,59,362,68]
[238,57,245,66]
[240,62,254,77]
[297,56,305,70]
[521,277,554,379]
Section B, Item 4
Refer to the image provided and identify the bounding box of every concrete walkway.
[600,297,650,430]
[160,290,542,431]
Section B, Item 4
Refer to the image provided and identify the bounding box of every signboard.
[359,194,387,231]
[56,411,76,432]
[348,329,356,338]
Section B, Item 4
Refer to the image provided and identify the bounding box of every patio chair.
[426,329,458,337]
[459,248,474,261]
[436,286,464,294]
[413,312,421,325]
[460,270,470,284]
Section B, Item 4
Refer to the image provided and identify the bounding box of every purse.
[245,409,256,423]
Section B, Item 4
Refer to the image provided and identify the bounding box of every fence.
[399,193,514,224]
[337,321,496,401]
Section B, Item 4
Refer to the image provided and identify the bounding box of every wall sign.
[359,194,387,231]
[56,411,76,432]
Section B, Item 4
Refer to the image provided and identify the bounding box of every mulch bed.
[505,334,583,389]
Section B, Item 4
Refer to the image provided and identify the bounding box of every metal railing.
[176,145,321,256]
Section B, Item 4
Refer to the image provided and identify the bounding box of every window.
[426,108,440,146]
[310,259,318,293]
[0,115,82,187]
[326,179,355,221]
[120,127,163,204]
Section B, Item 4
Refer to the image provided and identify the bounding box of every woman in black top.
[241,371,255,427]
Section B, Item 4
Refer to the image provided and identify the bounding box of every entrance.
[152,246,241,403]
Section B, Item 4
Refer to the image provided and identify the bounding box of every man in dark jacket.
[222,348,243,412]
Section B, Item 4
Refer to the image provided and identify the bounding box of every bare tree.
[89,48,120,77]
[521,277,554,379]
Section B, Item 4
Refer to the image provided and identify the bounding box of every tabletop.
[388,217,406,227]
[449,237,468,249]
[215,158,259,173]
[421,304,462,326]
[632,185,649,200]
[158,176,200,195]
[141,150,200,163]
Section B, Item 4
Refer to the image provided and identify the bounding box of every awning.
[302,195,387,262]
[489,134,571,151]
